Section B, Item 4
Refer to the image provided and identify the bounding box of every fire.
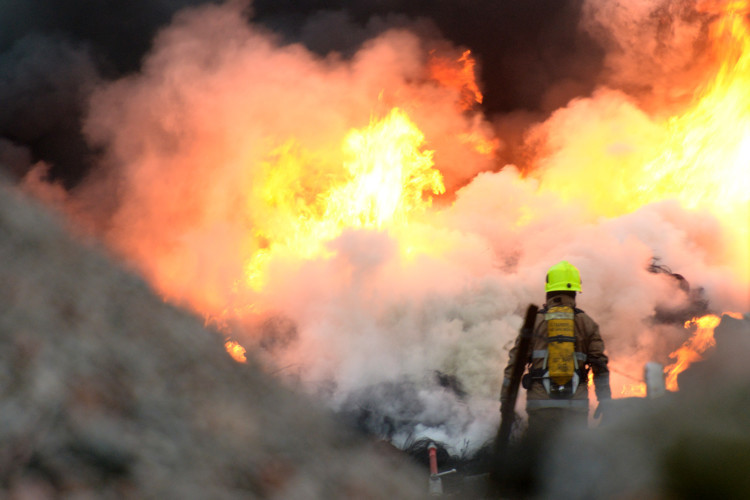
[664,314,722,390]
[534,0,750,280]
[459,128,501,158]
[428,50,499,158]
[428,49,483,110]
[225,340,247,363]
[620,383,647,398]
[244,107,445,292]
[640,0,750,263]
[332,108,443,228]
[617,312,744,395]
[47,1,745,420]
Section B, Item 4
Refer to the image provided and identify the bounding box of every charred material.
[335,371,471,442]
[648,258,710,324]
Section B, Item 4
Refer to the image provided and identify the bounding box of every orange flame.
[620,383,647,398]
[427,50,500,157]
[244,107,445,292]
[534,0,750,279]
[459,129,501,158]
[428,49,483,110]
[225,340,247,363]
[640,2,750,276]
[641,0,750,227]
[664,314,724,390]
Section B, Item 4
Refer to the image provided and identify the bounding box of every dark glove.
[594,373,612,401]
[500,398,511,415]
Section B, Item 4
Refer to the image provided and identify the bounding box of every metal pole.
[645,362,666,398]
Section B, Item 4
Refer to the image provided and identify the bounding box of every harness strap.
[532,350,586,362]
[526,398,589,410]
[529,367,588,380]
[547,335,576,343]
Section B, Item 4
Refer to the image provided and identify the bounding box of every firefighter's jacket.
[501,294,611,411]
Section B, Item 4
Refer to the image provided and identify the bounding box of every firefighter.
[501,260,611,438]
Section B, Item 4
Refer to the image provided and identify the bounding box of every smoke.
[0,0,607,183]
[252,0,606,112]
[4,0,749,456]
[0,0,222,73]
[580,0,715,110]
[0,0,224,186]
[56,3,507,450]
[0,34,100,186]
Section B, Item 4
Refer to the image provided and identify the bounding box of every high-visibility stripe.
[526,398,589,410]
[545,311,575,321]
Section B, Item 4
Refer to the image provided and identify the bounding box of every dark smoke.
[0,0,223,187]
[1,0,606,187]
[0,0,718,188]
[0,34,99,186]
[252,0,606,113]
[0,0,220,74]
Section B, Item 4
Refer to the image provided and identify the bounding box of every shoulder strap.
[524,313,546,365]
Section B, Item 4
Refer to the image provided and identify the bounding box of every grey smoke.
[0,0,224,185]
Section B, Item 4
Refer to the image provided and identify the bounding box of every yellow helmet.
[545,260,582,292]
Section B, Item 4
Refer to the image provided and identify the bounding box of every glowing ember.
[620,383,647,398]
[225,340,247,363]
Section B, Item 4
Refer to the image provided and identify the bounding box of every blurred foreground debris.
[0,180,423,498]
[539,313,750,498]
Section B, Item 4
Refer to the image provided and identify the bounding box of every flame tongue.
[244,107,445,292]
[665,313,725,390]
[428,49,484,110]
[644,1,750,278]
[642,0,750,215]
[330,107,443,228]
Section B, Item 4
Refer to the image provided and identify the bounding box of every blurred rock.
[0,179,424,498]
